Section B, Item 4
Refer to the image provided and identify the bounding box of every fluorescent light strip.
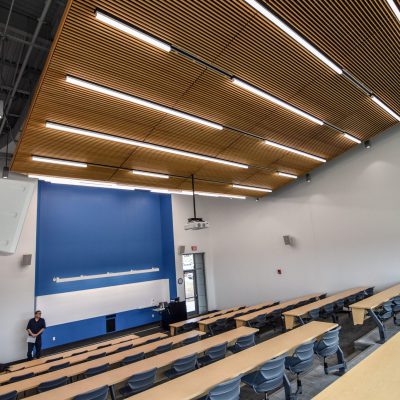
[265,140,326,163]
[371,95,400,121]
[45,122,247,169]
[132,170,169,179]
[277,171,298,179]
[150,188,247,199]
[342,133,361,144]
[244,0,342,74]
[66,76,223,130]
[232,184,272,193]
[32,156,87,168]
[387,0,400,21]
[95,10,171,52]
[232,78,323,125]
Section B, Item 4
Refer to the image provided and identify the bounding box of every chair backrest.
[121,352,145,365]
[73,385,109,400]
[71,350,88,357]
[206,342,227,360]
[308,308,320,319]
[97,344,111,349]
[8,372,34,383]
[214,318,227,327]
[286,341,315,372]
[46,356,63,363]
[345,295,356,304]
[392,296,400,306]
[314,326,341,357]
[257,356,286,392]
[87,352,106,361]
[143,337,160,345]
[335,299,345,308]
[181,322,198,332]
[256,314,266,322]
[83,363,110,378]
[127,367,157,393]
[365,287,374,297]
[48,361,70,372]
[37,376,69,393]
[323,303,334,313]
[296,301,308,308]
[379,301,394,319]
[238,306,246,310]
[356,291,365,301]
[0,391,18,400]
[182,335,200,345]
[154,342,173,355]
[172,353,198,374]
[205,376,241,400]
[234,333,256,351]
[114,343,133,353]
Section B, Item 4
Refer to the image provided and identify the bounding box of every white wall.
[0,176,37,364]
[172,123,400,310]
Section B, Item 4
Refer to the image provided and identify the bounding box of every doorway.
[182,253,208,316]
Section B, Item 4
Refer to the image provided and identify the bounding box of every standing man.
[26,310,46,360]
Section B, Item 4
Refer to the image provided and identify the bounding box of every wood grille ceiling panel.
[12,0,399,197]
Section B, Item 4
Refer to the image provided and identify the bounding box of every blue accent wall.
[36,182,176,348]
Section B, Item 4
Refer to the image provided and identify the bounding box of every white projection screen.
[36,279,170,326]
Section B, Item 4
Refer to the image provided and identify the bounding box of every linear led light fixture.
[32,155,87,168]
[371,95,400,121]
[277,171,298,179]
[387,0,400,21]
[342,133,361,144]
[151,188,246,199]
[66,76,222,130]
[265,140,327,163]
[95,10,171,52]
[53,267,160,283]
[132,170,169,179]
[232,184,272,193]
[232,78,324,125]
[45,122,248,169]
[243,0,342,75]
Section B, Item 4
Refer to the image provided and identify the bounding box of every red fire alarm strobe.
[191,245,198,252]
[277,269,282,275]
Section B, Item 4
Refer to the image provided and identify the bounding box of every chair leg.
[296,374,303,395]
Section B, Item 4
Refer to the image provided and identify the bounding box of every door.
[182,253,208,316]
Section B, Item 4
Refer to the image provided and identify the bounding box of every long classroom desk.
[6,327,257,400]
[198,301,275,333]
[169,306,243,336]
[350,283,400,343]
[0,332,169,384]
[7,332,142,372]
[128,321,338,400]
[235,292,324,328]
[314,331,400,399]
[0,330,205,396]
[283,287,369,330]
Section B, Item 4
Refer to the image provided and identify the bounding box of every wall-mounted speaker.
[283,235,293,246]
[178,245,186,255]
[21,254,32,266]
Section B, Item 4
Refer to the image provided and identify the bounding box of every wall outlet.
[52,336,56,341]
[152,314,155,318]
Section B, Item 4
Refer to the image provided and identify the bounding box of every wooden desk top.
[128,322,337,400]
[1,332,169,384]
[314,332,400,399]
[9,327,257,399]
[283,287,369,318]
[236,293,324,323]
[350,283,400,310]
[199,301,274,327]
[169,306,242,329]
[0,330,205,394]
[7,332,140,372]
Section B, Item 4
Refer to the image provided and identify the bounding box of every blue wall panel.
[36,182,176,348]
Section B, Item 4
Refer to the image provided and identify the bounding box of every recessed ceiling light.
[31,156,87,168]
[66,76,223,130]
[232,184,272,193]
[264,140,326,163]
[45,122,248,169]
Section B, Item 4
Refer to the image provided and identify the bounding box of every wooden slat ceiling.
[12,0,399,197]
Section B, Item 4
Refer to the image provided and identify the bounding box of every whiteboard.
[36,279,170,326]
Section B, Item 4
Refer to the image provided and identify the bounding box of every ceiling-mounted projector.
[184,175,210,231]
[185,217,210,231]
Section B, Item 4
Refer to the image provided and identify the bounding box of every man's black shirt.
[26,318,46,337]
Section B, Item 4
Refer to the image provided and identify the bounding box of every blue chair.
[314,326,346,375]
[299,308,319,324]
[71,350,88,357]
[180,322,199,333]
[356,291,365,301]
[113,343,133,353]
[0,391,17,400]
[242,356,289,399]
[118,367,157,397]
[73,385,109,400]
[87,352,106,361]
[7,372,34,383]
[164,353,198,379]
[266,309,283,331]
[182,335,200,345]
[365,287,374,297]
[320,303,336,323]
[285,340,315,395]
[228,333,256,353]
[209,318,228,336]
[37,376,69,393]
[97,344,111,349]
[83,363,110,378]
[377,301,394,323]
[120,352,145,366]
[392,296,400,325]
[249,314,267,330]
[46,356,63,363]
[200,376,241,400]
[198,342,227,367]
[154,342,173,355]
[47,361,70,372]
[143,337,160,345]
